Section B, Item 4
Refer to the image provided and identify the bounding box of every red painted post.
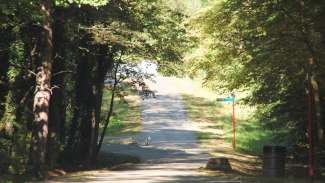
[308,85,315,177]
[307,59,315,178]
[307,69,315,178]
[232,94,236,149]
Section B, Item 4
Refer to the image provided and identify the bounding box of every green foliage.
[0,34,32,176]
[56,0,109,7]
[166,0,214,15]
[100,81,142,137]
[184,0,325,154]
[131,0,193,75]
[8,41,24,79]
[0,0,190,179]
[182,93,275,155]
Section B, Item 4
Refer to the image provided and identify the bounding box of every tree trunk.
[303,45,324,145]
[298,0,324,145]
[0,42,9,119]
[311,80,324,143]
[65,52,91,160]
[309,59,324,144]
[78,53,96,162]
[96,63,119,157]
[65,32,94,162]
[314,6,325,146]
[47,7,67,168]
[89,45,114,162]
[0,25,12,120]
[29,0,54,177]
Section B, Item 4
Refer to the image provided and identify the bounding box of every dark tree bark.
[65,31,96,162]
[0,25,13,120]
[303,46,324,145]
[0,43,9,119]
[314,5,325,147]
[78,53,95,161]
[67,43,115,163]
[29,0,54,177]
[64,35,116,164]
[46,8,67,168]
[89,45,114,162]
[96,62,119,157]
[298,0,324,145]
[65,51,92,160]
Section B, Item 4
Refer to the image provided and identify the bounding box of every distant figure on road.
[144,136,151,146]
[139,82,156,100]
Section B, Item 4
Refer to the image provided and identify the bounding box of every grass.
[176,78,274,155]
[41,84,143,182]
[0,85,142,183]
[100,84,142,137]
[182,94,274,155]
[179,80,324,182]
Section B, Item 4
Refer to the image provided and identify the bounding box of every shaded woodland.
[1,0,325,180]
[184,0,325,176]
[0,0,189,178]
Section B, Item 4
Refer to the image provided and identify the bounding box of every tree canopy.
[0,0,190,178]
[185,0,325,160]
[1,0,325,180]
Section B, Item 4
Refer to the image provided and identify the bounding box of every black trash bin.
[263,145,286,177]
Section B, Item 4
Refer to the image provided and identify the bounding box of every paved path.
[46,76,236,183]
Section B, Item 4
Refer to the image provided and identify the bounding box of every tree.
[29,0,54,177]
[186,0,325,171]
[0,0,191,179]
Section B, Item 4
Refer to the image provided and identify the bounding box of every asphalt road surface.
[45,76,240,183]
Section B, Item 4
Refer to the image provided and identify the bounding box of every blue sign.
[216,97,234,102]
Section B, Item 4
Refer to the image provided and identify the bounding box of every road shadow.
[103,133,210,164]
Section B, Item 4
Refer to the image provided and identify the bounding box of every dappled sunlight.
[172,77,219,100]
[47,76,221,182]
[42,76,323,183]
[179,83,267,177]
[179,86,317,182]
[141,76,266,178]
[102,88,142,138]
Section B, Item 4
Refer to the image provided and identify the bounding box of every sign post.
[307,58,315,178]
[231,93,236,149]
[216,94,236,149]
